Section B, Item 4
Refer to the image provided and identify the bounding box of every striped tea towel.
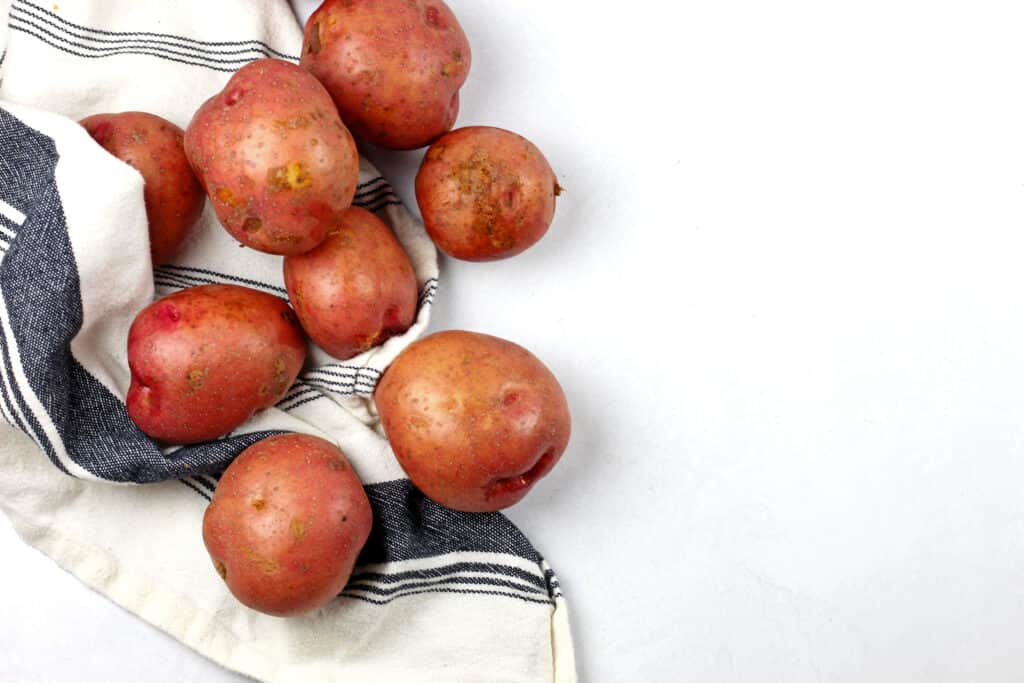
[0,1,576,681]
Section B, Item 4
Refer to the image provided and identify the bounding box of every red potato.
[126,284,306,444]
[375,331,571,512]
[80,112,204,265]
[415,126,561,261]
[184,59,359,255]
[202,434,373,616]
[300,0,471,150]
[283,207,418,360]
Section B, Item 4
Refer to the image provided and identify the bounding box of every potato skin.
[300,0,471,150]
[283,207,418,361]
[80,112,204,265]
[126,284,306,444]
[415,126,560,261]
[202,434,373,617]
[375,331,571,512]
[184,59,359,255]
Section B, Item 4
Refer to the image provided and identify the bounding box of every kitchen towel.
[0,0,575,680]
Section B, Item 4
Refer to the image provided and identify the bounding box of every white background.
[5,0,1024,680]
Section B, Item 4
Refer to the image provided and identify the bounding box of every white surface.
[6,0,1024,681]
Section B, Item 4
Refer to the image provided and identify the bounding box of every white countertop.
[6,1,1024,680]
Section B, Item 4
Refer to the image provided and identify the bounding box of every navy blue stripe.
[14,0,298,60]
[9,15,262,66]
[341,587,552,607]
[154,278,186,290]
[303,377,373,395]
[152,270,208,289]
[357,198,405,213]
[179,479,211,501]
[346,575,546,597]
[349,561,547,591]
[196,475,221,491]
[9,21,238,73]
[0,299,65,473]
[315,364,382,377]
[304,367,379,384]
[157,265,288,295]
[276,386,319,405]
[0,214,19,235]
[356,177,387,191]
[350,577,548,598]
[0,363,18,424]
[11,5,292,60]
[278,393,327,411]
[353,185,398,201]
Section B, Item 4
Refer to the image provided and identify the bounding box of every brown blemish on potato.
[358,329,382,351]
[257,384,270,397]
[243,548,280,574]
[489,233,515,250]
[132,387,153,413]
[273,116,310,130]
[290,518,306,540]
[554,181,564,196]
[426,144,446,162]
[407,414,430,431]
[250,496,266,510]
[215,187,238,207]
[273,357,288,387]
[215,561,227,580]
[307,21,322,54]
[327,458,345,471]
[242,216,262,233]
[186,367,208,390]
[336,229,355,246]
[441,61,459,77]
[268,162,313,191]
[275,232,303,245]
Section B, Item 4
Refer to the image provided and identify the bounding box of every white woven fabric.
[0,0,575,680]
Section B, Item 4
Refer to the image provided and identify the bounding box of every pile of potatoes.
[87,0,570,617]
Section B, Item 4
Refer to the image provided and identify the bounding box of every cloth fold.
[0,0,575,680]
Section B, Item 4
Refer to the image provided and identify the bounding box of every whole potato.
[375,331,571,512]
[202,434,373,616]
[415,126,561,261]
[80,112,204,265]
[184,59,359,255]
[126,284,306,444]
[300,0,471,150]
[283,207,418,360]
